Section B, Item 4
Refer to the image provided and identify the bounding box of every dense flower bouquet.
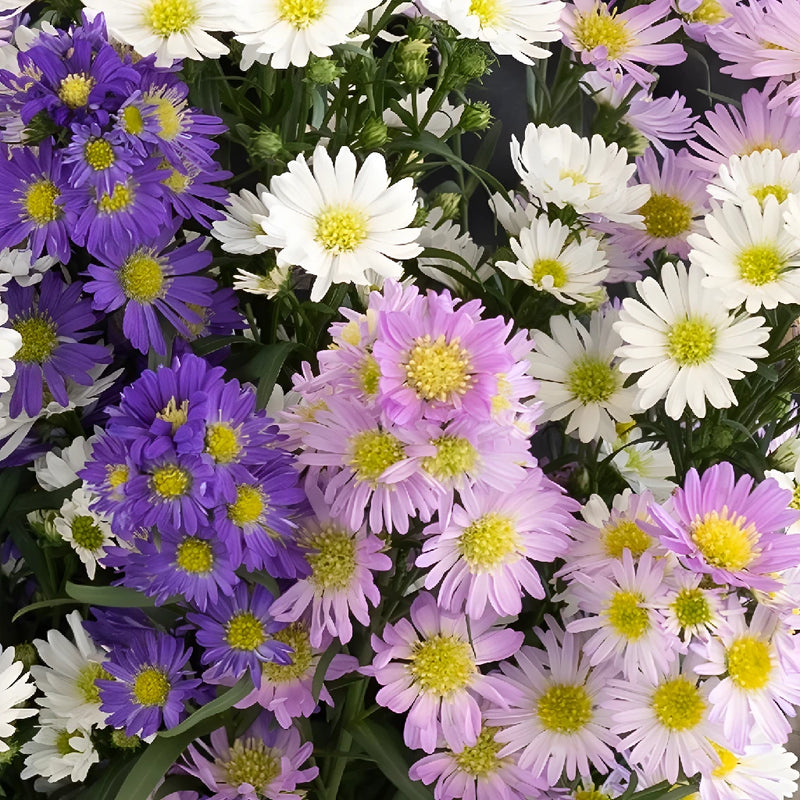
[3,0,800,799]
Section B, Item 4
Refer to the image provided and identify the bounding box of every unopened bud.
[460,101,492,132]
[358,116,388,150]
[431,192,461,221]
[306,56,343,85]
[396,38,430,86]
[13,643,36,671]
[249,126,283,161]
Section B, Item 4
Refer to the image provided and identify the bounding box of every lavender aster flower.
[80,430,136,526]
[159,154,231,227]
[63,123,142,194]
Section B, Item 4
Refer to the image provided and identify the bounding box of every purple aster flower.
[82,607,155,650]
[80,430,137,530]
[97,629,201,738]
[63,122,143,194]
[5,272,110,417]
[112,91,162,156]
[172,287,245,350]
[159,155,231,227]
[0,139,74,262]
[180,713,318,800]
[187,583,292,686]
[647,462,800,591]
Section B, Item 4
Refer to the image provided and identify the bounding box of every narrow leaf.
[65,582,157,607]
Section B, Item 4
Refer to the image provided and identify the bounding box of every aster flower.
[210,183,269,255]
[4,272,110,418]
[20,722,99,784]
[709,149,800,208]
[613,261,770,419]
[647,462,800,592]
[259,145,422,301]
[484,620,620,783]
[0,299,20,394]
[64,123,142,195]
[34,436,93,491]
[383,87,464,137]
[79,429,136,524]
[370,591,522,754]
[97,629,200,738]
[53,486,114,579]
[159,155,231,227]
[0,645,36,751]
[187,583,292,686]
[602,425,677,501]
[232,265,291,298]
[0,246,56,288]
[417,468,576,617]
[659,565,726,645]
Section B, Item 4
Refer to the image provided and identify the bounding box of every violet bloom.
[370,591,522,754]
[97,630,201,738]
[63,123,142,194]
[159,153,231,227]
[4,272,110,418]
[647,462,800,591]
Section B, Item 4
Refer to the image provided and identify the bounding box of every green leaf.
[627,781,697,800]
[191,334,250,356]
[65,582,157,607]
[80,759,136,800]
[251,341,297,409]
[158,675,252,738]
[153,776,207,800]
[13,597,79,622]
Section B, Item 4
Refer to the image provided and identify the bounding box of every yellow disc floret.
[76,662,112,704]
[531,258,568,288]
[358,354,381,396]
[175,537,214,574]
[602,520,653,559]
[651,677,705,730]
[607,590,649,640]
[227,484,265,527]
[58,73,95,108]
[348,429,405,485]
[571,4,632,58]
[98,182,134,214]
[458,512,518,571]
[690,509,758,571]
[205,422,242,463]
[567,357,617,404]
[262,623,313,683]
[672,587,713,629]
[751,184,789,205]
[454,726,503,776]
[536,682,593,733]
[409,635,475,695]
[666,317,716,366]
[736,243,785,286]
[726,635,772,690]
[711,742,739,777]
[422,435,478,481]
[306,527,357,591]
[12,314,58,363]
[226,612,266,651]
[278,0,326,28]
[156,397,189,434]
[24,179,61,224]
[314,205,368,254]
[683,0,729,23]
[405,334,472,401]
[223,738,281,790]
[147,0,199,36]
[639,193,693,239]
[70,515,105,551]
[468,0,501,26]
[150,464,191,498]
[84,138,115,171]
[119,252,164,304]
[133,667,170,706]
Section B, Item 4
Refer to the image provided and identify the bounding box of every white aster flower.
[602,425,676,501]
[0,300,21,395]
[383,87,463,137]
[688,197,800,312]
[210,184,269,255]
[234,0,377,69]
[54,488,115,580]
[34,436,93,491]
[30,611,110,731]
[82,0,231,67]
[20,722,98,784]
[0,645,36,751]
[764,461,800,534]
[614,261,769,420]
[708,150,800,209]
[782,192,800,247]
[259,145,422,301]
[232,263,292,297]
[423,0,564,64]
[489,190,538,237]
[511,122,651,224]
[497,216,608,304]
[0,248,56,289]
[527,308,636,443]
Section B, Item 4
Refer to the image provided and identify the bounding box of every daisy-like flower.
[234,0,377,69]
[708,149,800,208]
[34,436,93,491]
[694,603,800,750]
[659,565,726,645]
[30,611,110,730]
[647,462,800,592]
[20,721,99,784]
[527,308,636,442]
[0,247,56,289]
[0,645,36,751]
[0,299,20,394]
[566,550,677,682]
[383,87,464,138]
[484,620,619,783]
[259,145,421,301]
[97,629,200,738]
[782,193,800,248]
[417,468,576,617]
[613,261,770,419]
[210,184,269,255]
[561,0,685,87]
[63,123,142,195]
[83,0,231,67]
[370,591,522,754]
[181,713,318,799]
[603,425,676,501]
[496,216,608,305]
[232,264,291,298]
[511,123,651,224]
[54,486,114,579]
[688,197,800,312]
[423,0,564,64]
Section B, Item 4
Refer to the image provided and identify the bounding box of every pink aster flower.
[561,0,686,88]
[370,591,522,754]
[417,468,577,617]
[705,0,771,82]
[268,482,392,647]
[647,462,800,592]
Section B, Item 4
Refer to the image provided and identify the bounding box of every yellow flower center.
[84,138,115,171]
[790,482,800,511]
[469,0,501,26]
[726,635,772,690]
[163,168,190,194]
[405,334,472,402]
[278,0,326,28]
[150,464,191,498]
[12,313,58,363]
[132,667,170,706]
[70,515,105,551]
[672,587,713,628]
[536,682,593,733]
[306,527,357,591]
[651,677,705,730]
[751,184,789,205]
[225,612,266,651]
[639,193,692,239]
[204,422,242,463]
[690,510,758,571]
[227,484,265,527]
[119,252,164,304]
[223,738,281,790]
[531,258,568,288]
[98,182,134,214]
[602,519,653,559]
[459,512,518,571]
[711,742,739,777]
[108,465,129,489]
[454,726,503,776]
[121,105,145,136]
[175,536,214,574]
[422,435,478,481]
[156,397,189,434]
[147,95,182,140]
[24,179,61,225]
[607,590,649,640]
[572,5,632,58]
[409,635,476,695]
[262,623,313,682]
[358,354,381,396]
[666,317,716,366]
[348,429,405,484]
[58,73,95,108]
[76,662,111,704]
[567,357,617,404]
[55,729,79,756]
[575,790,611,800]
[684,0,729,23]
[314,205,368,254]
[736,243,785,286]
[147,0,199,36]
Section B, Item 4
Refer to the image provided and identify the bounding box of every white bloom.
[489,190,537,237]
[383,87,463,137]
[496,215,608,304]
[765,461,800,534]
[423,0,564,64]
[527,308,637,443]
[34,436,93,491]
[602,425,676,501]
[0,300,21,395]
[0,248,56,289]
[234,0,377,69]
[232,263,292,297]
[82,0,231,67]
[614,261,769,419]
[511,123,651,224]
[30,611,110,731]
[708,150,800,208]
[0,645,36,751]
[20,722,98,784]
[54,488,115,580]
[210,184,270,255]
[688,198,800,312]
[259,145,421,301]
[782,192,800,245]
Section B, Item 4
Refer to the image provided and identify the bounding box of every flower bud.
[431,192,462,222]
[451,39,493,85]
[396,38,431,86]
[306,56,343,85]
[249,126,284,161]
[358,116,389,150]
[13,643,36,670]
[459,101,492,132]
